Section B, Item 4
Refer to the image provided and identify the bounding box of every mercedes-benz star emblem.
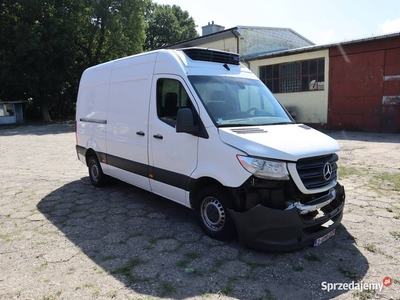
[323,162,333,181]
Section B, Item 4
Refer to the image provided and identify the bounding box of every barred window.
[260,58,325,93]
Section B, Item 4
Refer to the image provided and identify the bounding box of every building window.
[0,103,14,116]
[260,58,325,93]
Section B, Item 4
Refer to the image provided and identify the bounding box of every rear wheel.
[195,186,236,240]
[88,155,107,187]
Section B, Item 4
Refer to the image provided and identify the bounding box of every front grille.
[296,154,338,189]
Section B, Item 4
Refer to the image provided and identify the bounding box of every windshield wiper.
[263,122,294,125]
[218,123,258,127]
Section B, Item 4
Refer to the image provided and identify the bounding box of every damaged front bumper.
[228,183,345,252]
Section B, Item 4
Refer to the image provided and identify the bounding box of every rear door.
[148,75,199,207]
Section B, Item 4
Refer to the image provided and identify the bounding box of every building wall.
[328,37,400,133]
[194,37,240,55]
[248,50,330,124]
[241,28,313,57]
[186,27,313,57]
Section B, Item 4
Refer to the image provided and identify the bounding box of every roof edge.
[244,31,400,61]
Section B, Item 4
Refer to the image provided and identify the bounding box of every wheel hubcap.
[90,162,99,182]
[201,197,225,231]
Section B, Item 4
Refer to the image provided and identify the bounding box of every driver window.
[157,78,193,127]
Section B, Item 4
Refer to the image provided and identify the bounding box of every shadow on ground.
[37,177,369,299]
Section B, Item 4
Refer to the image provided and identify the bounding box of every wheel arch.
[85,148,97,166]
[189,177,228,208]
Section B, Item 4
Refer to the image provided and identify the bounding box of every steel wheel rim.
[200,196,226,231]
[90,162,99,183]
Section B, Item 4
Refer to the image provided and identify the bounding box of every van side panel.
[105,53,158,191]
[193,127,251,187]
[76,62,113,172]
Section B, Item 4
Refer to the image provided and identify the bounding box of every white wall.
[196,38,239,54]
[248,50,330,124]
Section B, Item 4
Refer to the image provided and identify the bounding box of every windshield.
[188,76,294,127]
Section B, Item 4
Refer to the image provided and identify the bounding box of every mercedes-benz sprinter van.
[75,48,345,251]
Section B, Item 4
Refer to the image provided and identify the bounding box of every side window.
[0,103,14,116]
[157,79,192,126]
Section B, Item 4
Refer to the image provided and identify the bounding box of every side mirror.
[176,108,199,133]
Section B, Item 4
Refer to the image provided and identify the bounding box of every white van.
[75,48,345,251]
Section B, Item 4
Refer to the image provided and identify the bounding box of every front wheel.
[88,155,107,187]
[195,186,236,240]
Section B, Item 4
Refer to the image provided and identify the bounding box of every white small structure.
[0,101,25,124]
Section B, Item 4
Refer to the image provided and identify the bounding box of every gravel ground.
[0,123,399,300]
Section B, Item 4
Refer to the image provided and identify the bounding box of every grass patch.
[67,267,75,275]
[339,267,358,279]
[41,290,62,300]
[159,281,176,297]
[106,290,117,298]
[113,258,142,276]
[246,261,268,269]
[363,243,392,258]
[390,231,400,238]
[0,234,13,243]
[353,288,376,300]
[265,288,278,300]
[148,236,158,244]
[75,283,95,290]
[371,172,400,191]
[217,286,233,297]
[176,259,190,268]
[364,243,378,253]
[212,259,225,271]
[102,255,118,261]
[184,252,201,260]
[305,253,321,262]
[338,165,362,178]
[292,265,304,272]
[216,278,237,297]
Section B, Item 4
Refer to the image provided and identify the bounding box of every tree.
[0,0,197,121]
[0,0,77,121]
[0,0,147,121]
[144,3,198,51]
[74,0,146,67]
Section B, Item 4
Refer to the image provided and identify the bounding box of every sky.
[154,0,400,45]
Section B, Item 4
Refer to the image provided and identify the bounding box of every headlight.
[237,155,289,180]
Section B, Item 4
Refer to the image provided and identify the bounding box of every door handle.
[136,131,145,136]
[153,134,163,139]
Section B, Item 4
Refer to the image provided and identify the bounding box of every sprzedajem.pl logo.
[321,277,392,293]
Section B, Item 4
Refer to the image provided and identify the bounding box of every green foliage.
[0,0,196,121]
[0,0,78,120]
[144,3,198,51]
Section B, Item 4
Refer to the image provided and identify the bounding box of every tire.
[88,155,107,187]
[195,186,236,240]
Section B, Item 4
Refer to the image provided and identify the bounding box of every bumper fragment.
[228,184,345,252]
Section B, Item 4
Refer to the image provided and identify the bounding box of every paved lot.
[0,123,399,300]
